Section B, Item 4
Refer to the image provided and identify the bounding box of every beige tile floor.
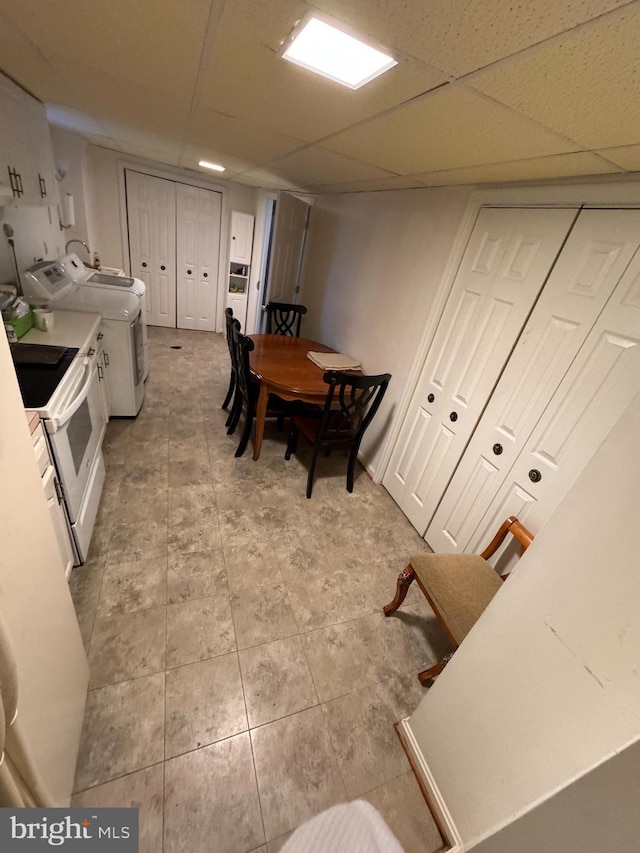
[69,326,449,853]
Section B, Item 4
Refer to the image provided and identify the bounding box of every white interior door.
[264,191,310,305]
[466,236,640,566]
[176,184,222,331]
[383,207,578,535]
[426,209,640,554]
[126,170,176,328]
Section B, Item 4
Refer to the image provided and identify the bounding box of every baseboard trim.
[396,719,464,853]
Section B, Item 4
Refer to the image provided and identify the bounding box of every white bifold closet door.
[431,209,640,561]
[127,170,222,330]
[127,170,176,328]
[383,207,578,535]
[176,184,222,331]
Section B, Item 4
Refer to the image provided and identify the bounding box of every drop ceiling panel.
[595,145,640,171]
[197,0,448,141]
[232,166,321,191]
[0,0,212,101]
[311,175,426,194]
[186,107,306,163]
[312,0,629,77]
[49,61,191,138]
[323,86,579,175]
[468,4,640,149]
[415,152,623,186]
[272,147,394,184]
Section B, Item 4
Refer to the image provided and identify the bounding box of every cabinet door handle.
[87,346,95,356]
[104,352,110,366]
[141,262,147,268]
[187,269,192,275]
[449,411,458,422]
[160,265,166,271]
[427,393,435,403]
[203,272,208,278]
[528,469,542,483]
[7,166,15,195]
[97,364,103,380]
[16,172,24,196]
[97,332,104,340]
[39,174,47,197]
[493,443,503,455]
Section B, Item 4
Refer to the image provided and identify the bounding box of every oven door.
[45,358,108,522]
[131,309,145,386]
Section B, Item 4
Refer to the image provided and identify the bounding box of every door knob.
[141,262,147,268]
[427,393,435,403]
[529,469,542,483]
[203,272,208,278]
[493,443,503,455]
[161,265,166,271]
[449,411,458,422]
[187,269,192,275]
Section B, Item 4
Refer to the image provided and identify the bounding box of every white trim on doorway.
[374,177,640,485]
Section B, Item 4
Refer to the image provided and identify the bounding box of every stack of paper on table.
[307,351,361,371]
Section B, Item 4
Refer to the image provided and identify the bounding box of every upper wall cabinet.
[229,211,254,265]
[0,74,57,206]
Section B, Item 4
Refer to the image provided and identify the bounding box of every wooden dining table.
[248,334,337,461]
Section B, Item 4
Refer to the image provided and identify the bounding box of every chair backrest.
[265,302,307,337]
[316,371,391,448]
[230,321,255,406]
[225,307,236,362]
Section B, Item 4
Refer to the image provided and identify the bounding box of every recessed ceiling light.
[282,17,397,90]
[198,160,226,172]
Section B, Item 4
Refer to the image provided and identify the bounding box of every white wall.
[298,186,472,475]
[406,390,640,850]
[0,204,63,288]
[49,125,96,261]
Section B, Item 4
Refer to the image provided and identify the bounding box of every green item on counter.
[4,308,34,340]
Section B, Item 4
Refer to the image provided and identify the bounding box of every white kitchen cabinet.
[227,211,254,330]
[31,421,74,578]
[229,211,254,264]
[0,73,57,205]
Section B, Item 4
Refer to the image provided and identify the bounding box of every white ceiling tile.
[186,107,305,163]
[323,86,579,174]
[310,175,427,194]
[311,0,629,76]
[196,0,447,141]
[272,147,394,184]
[467,5,640,149]
[1,0,212,101]
[232,167,319,191]
[414,152,624,186]
[595,145,640,171]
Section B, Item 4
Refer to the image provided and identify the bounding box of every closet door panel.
[195,188,221,332]
[383,207,578,535]
[426,209,640,554]
[127,170,176,328]
[176,184,198,330]
[468,246,640,567]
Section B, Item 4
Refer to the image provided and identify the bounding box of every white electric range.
[15,312,107,564]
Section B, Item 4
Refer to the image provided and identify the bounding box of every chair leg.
[306,447,319,498]
[221,372,235,411]
[383,565,416,616]
[235,410,254,457]
[284,423,298,460]
[417,652,454,685]
[346,445,359,493]
[226,389,242,434]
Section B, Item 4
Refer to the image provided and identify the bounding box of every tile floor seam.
[73,759,166,796]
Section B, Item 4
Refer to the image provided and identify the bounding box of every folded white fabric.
[307,351,361,371]
[280,800,404,853]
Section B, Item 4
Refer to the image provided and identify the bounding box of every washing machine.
[60,253,149,382]
[23,259,146,417]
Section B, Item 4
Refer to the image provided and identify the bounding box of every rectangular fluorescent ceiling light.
[198,160,225,172]
[282,17,397,90]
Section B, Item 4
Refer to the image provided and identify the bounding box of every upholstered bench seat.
[410,553,503,645]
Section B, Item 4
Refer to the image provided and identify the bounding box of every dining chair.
[265,302,307,337]
[221,307,236,417]
[285,370,391,497]
[383,516,534,683]
[228,323,293,457]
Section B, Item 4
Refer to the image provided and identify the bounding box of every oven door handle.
[52,358,93,429]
